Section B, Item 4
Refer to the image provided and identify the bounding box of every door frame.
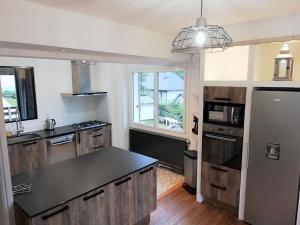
[0,81,15,225]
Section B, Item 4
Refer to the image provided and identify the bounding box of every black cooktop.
[72,120,106,129]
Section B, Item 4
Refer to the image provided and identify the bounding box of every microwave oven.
[204,102,245,127]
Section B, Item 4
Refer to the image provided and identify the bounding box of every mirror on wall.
[0,67,38,123]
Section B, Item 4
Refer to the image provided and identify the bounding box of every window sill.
[129,124,189,142]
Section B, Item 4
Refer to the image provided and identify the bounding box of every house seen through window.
[133,71,185,132]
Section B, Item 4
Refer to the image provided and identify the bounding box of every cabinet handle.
[115,177,131,186]
[210,183,226,191]
[94,145,104,149]
[83,189,104,201]
[93,128,103,132]
[23,141,37,147]
[214,97,231,102]
[140,167,154,175]
[77,133,81,144]
[93,134,103,138]
[211,166,227,173]
[42,206,69,220]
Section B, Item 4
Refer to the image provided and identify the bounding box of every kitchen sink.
[7,133,41,144]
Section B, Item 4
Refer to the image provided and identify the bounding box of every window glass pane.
[158,71,184,131]
[133,72,154,126]
[0,73,18,122]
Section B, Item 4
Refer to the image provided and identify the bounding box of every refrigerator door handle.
[246,141,250,169]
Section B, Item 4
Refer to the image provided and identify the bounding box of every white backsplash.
[1,57,97,133]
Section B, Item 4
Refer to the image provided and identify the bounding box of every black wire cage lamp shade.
[172,0,233,53]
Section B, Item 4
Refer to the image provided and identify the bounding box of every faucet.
[15,109,24,135]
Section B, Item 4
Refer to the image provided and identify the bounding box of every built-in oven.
[203,102,245,127]
[202,123,243,170]
[47,134,76,165]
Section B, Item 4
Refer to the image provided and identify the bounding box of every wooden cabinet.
[31,201,77,225]
[76,129,94,156]
[204,86,246,104]
[8,139,47,176]
[75,186,110,225]
[201,161,241,208]
[14,163,157,225]
[109,174,136,225]
[76,125,112,156]
[134,165,157,222]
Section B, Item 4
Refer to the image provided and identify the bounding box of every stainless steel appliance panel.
[202,123,243,170]
[47,134,76,165]
[245,89,300,225]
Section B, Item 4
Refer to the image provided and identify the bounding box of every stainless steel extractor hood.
[61,61,107,97]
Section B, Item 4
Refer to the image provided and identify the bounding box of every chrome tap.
[15,109,24,135]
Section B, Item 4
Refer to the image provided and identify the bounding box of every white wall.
[205,46,250,81]
[92,59,203,151]
[0,0,173,58]
[0,57,96,132]
[93,62,130,149]
[225,14,300,43]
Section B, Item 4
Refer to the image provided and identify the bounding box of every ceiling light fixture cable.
[172,0,232,53]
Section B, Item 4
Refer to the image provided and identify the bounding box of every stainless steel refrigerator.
[245,88,300,225]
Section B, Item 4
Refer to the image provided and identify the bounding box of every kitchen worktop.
[7,122,111,145]
[12,147,158,218]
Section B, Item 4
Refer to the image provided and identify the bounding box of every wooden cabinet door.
[109,174,136,225]
[104,125,112,148]
[75,186,110,225]
[201,161,241,208]
[8,139,47,176]
[31,201,77,225]
[204,86,246,104]
[134,165,157,222]
[76,130,94,156]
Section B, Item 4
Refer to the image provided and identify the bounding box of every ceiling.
[29,0,300,34]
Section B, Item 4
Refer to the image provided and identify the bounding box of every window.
[133,71,185,133]
[0,67,38,123]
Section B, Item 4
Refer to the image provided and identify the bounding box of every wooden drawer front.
[135,165,157,222]
[8,139,47,176]
[76,186,110,225]
[204,86,246,104]
[92,127,105,136]
[201,161,241,207]
[202,162,228,187]
[109,174,136,225]
[31,201,76,225]
[93,129,105,151]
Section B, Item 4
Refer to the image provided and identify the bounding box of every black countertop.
[7,123,110,145]
[12,147,158,218]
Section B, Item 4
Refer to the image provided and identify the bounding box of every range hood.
[61,61,107,97]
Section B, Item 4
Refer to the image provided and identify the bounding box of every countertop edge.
[7,123,111,145]
[16,161,158,218]
[12,148,158,218]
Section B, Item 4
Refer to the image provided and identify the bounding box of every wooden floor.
[150,187,246,225]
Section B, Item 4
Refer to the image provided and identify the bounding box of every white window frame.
[129,67,188,139]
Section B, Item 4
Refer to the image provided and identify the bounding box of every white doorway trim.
[0,84,15,225]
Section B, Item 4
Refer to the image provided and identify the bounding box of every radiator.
[129,128,189,172]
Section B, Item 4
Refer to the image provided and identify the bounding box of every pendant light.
[172,0,232,53]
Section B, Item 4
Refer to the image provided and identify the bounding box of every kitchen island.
[12,147,158,225]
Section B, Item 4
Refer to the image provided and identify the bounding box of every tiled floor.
[157,167,184,196]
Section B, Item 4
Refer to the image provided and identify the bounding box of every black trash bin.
[183,150,198,194]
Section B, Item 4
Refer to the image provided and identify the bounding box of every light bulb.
[195,31,206,46]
